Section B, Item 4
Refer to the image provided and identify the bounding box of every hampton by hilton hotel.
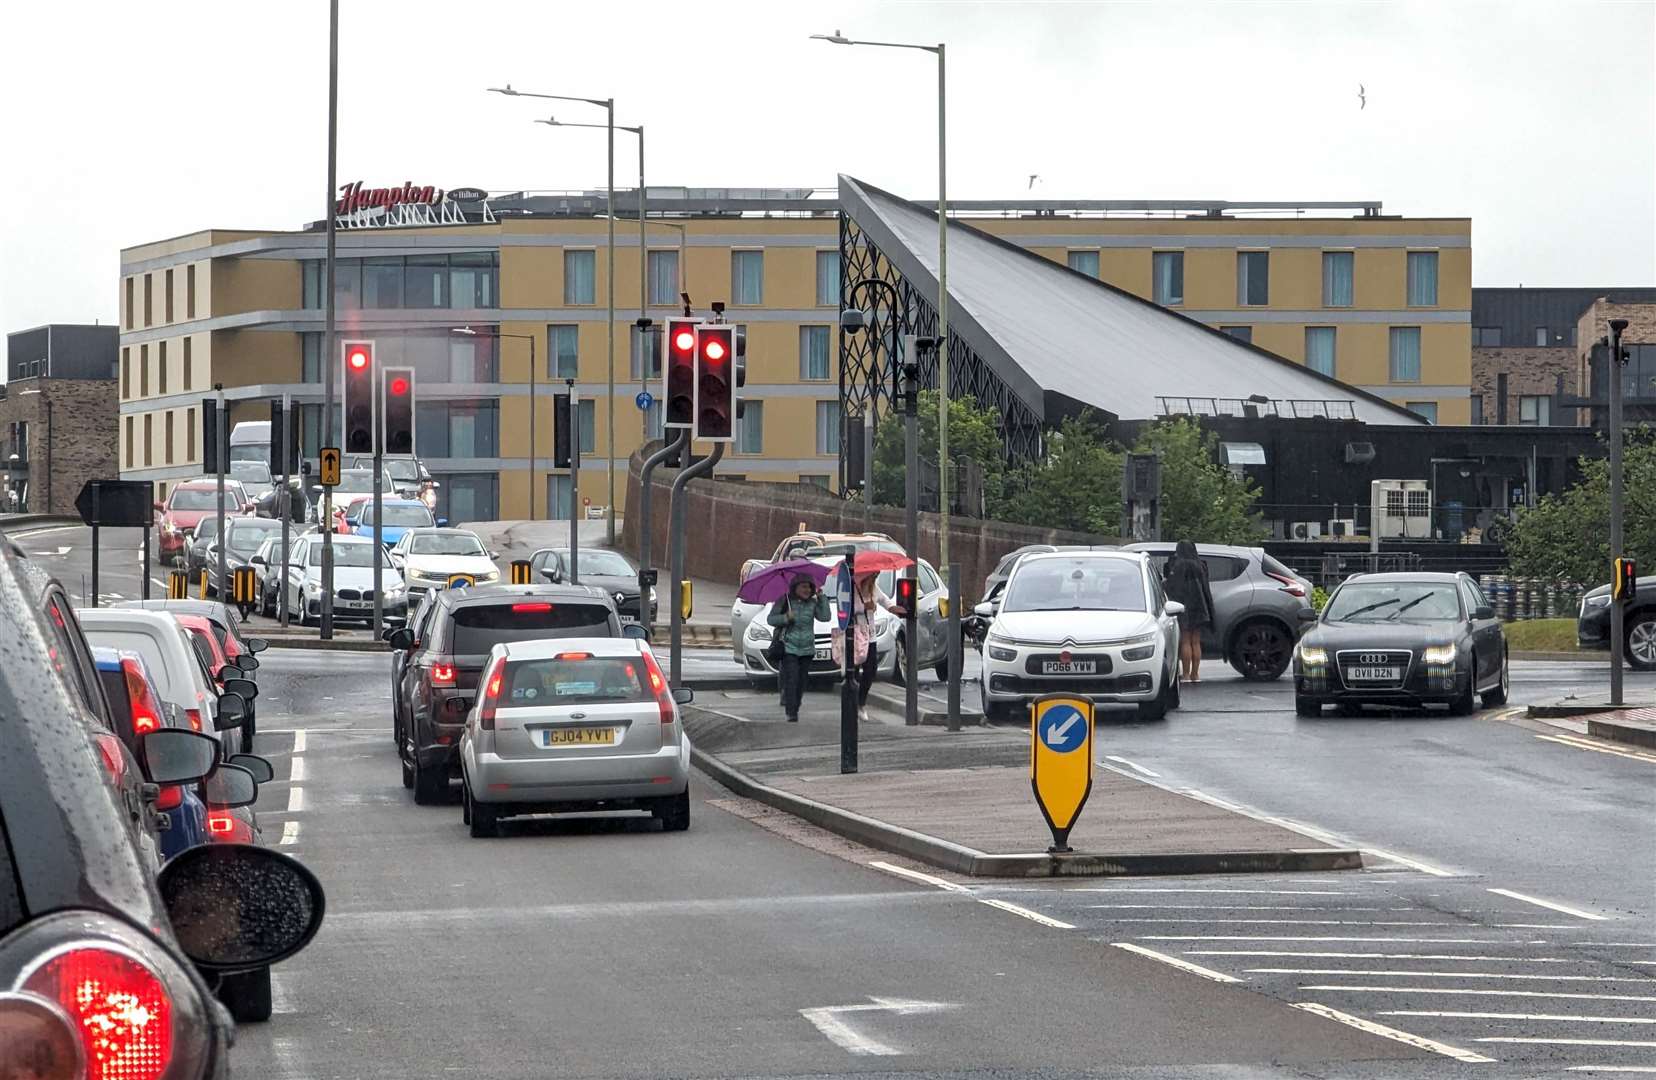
[117,181,1472,523]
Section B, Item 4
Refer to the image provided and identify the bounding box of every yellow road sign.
[320,447,342,487]
[510,560,532,585]
[447,573,474,589]
[1030,694,1094,853]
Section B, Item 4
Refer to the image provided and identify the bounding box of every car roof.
[77,607,184,633]
[439,583,610,609]
[1020,549,1146,566]
[373,498,427,507]
[403,527,476,537]
[1342,571,1464,584]
[1123,541,1261,557]
[174,477,244,489]
[502,637,643,660]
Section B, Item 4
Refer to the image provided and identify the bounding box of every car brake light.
[512,602,552,613]
[555,652,591,661]
[92,734,127,784]
[430,662,456,687]
[207,813,234,835]
[640,651,673,727]
[20,945,174,1080]
[478,657,506,730]
[1265,570,1307,598]
[182,709,202,733]
[120,658,164,736]
[155,785,183,811]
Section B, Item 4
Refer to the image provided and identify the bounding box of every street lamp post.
[490,85,618,544]
[454,328,537,519]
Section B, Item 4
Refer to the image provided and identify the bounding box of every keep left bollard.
[168,571,189,600]
[510,560,533,585]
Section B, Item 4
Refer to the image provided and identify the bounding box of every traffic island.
[683,699,1361,878]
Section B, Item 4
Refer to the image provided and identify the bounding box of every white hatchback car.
[458,637,694,838]
[977,550,1183,723]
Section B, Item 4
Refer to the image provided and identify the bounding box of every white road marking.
[1182,789,1242,811]
[1488,887,1608,921]
[279,821,300,846]
[1479,1037,1656,1047]
[1107,918,1471,926]
[1291,1002,1496,1063]
[977,898,1075,929]
[1111,943,1240,983]
[1358,847,1455,877]
[1249,968,1656,983]
[1188,951,1579,963]
[1103,754,1159,778]
[869,861,966,892]
[1565,1067,1656,1073]
[1381,1010,1656,1024]
[287,786,305,813]
[293,729,307,753]
[290,757,307,782]
[1300,986,1656,1002]
[869,861,1071,927]
[270,971,295,1015]
[1090,904,1387,911]
[1144,935,1505,943]
[797,997,957,1056]
[1067,887,1349,895]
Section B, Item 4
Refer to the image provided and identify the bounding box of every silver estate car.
[1122,542,1314,681]
[458,637,694,838]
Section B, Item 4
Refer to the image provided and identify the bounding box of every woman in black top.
[1162,540,1216,683]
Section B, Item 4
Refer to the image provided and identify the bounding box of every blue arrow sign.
[835,562,853,630]
[635,390,655,411]
[1037,704,1088,753]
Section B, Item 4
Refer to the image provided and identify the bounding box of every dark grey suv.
[1124,542,1315,681]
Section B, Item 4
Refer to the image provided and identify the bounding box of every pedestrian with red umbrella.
[848,553,912,722]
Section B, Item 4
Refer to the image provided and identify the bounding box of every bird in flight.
[1358,84,1366,110]
[1028,174,1040,189]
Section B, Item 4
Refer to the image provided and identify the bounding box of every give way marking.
[798,997,958,1056]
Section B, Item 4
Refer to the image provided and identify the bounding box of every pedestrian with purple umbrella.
[767,574,829,722]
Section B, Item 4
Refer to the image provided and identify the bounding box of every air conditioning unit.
[1371,479,1431,539]
[1327,518,1358,538]
[1290,522,1323,541]
[1345,441,1376,465]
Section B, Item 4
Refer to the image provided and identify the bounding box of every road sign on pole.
[1030,695,1094,854]
[319,448,342,487]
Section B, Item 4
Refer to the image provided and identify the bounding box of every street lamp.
[453,328,538,519]
[490,85,619,545]
[813,30,950,571]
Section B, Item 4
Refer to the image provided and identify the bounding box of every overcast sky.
[2,0,1652,346]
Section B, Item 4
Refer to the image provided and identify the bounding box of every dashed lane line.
[1478,1037,1656,1048]
[1248,968,1656,983]
[1290,1003,1496,1064]
[1298,986,1656,1003]
[1102,755,1160,778]
[279,821,300,846]
[975,898,1075,929]
[1488,887,1609,922]
[1565,1067,1656,1073]
[292,729,307,754]
[867,861,1075,928]
[1381,1011,1656,1025]
[290,756,307,782]
[286,783,305,813]
[1188,950,1582,963]
[1110,943,1241,983]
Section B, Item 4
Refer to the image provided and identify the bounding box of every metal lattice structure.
[836,212,1044,493]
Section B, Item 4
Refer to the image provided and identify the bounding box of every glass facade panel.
[564,250,596,305]
[438,473,498,525]
[405,256,447,308]
[579,399,596,455]
[736,401,763,454]
[1406,251,1439,307]
[362,258,403,308]
[799,326,830,380]
[815,251,839,307]
[732,251,764,305]
[815,401,839,455]
[549,325,579,378]
[1152,252,1183,305]
[547,474,573,520]
[1237,252,1269,306]
[1322,251,1354,307]
[1304,326,1336,377]
[1389,326,1422,382]
[647,250,678,306]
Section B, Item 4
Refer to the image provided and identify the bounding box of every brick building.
[1568,297,1656,427]
[1471,287,1656,425]
[2,324,119,515]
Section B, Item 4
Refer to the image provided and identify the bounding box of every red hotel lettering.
[335,181,446,216]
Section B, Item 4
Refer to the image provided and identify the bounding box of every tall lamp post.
[454,328,538,519]
[812,30,949,571]
[490,85,618,545]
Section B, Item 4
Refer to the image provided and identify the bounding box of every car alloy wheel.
[1231,619,1292,681]
[1628,615,1656,671]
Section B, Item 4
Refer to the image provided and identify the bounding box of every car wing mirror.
[621,622,650,642]
[227,753,275,784]
[387,627,415,650]
[157,844,326,971]
[232,654,260,672]
[222,677,258,701]
[1165,600,1186,617]
[671,686,693,705]
[972,601,996,619]
[214,692,247,730]
[203,762,257,808]
[251,555,266,565]
[244,637,269,654]
[1474,604,1495,620]
[138,729,218,784]
[1297,608,1319,624]
[436,517,449,527]
[489,550,502,560]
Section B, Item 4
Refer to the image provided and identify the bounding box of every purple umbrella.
[736,558,834,604]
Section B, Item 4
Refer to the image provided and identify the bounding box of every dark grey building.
[6,324,119,382]
[1471,287,1656,349]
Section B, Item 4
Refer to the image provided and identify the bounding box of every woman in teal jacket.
[768,574,830,722]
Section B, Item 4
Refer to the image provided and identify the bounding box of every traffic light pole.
[637,429,688,627]
[668,441,723,688]
[215,386,228,603]
[1609,318,1628,706]
[903,356,920,728]
[319,0,339,642]
[372,448,383,640]
[567,379,580,587]
[279,393,291,629]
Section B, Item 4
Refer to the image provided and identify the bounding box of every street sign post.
[75,479,155,607]
[1030,695,1094,853]
[319,448,342,487]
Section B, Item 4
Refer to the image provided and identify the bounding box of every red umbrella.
[848,550,913,576]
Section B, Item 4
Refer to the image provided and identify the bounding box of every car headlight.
[649,586,658,603]
[986,631,1014,647]
[1422,643,1458,665]
[1122,632,1157,646]
[747,622,773,642]
[1122,644,1156,661]
[1298,645,1328,667]
[1584,593,1611,609]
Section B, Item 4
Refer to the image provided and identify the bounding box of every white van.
[229,420,271,464]
[78,609,229,744]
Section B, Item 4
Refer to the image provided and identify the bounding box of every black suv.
[389,584,644,804]
[1578,575,1655,670]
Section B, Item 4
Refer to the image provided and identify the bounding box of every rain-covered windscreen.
[231,461,272,484]
[1323,582,1462,622]
[309,544,390,568]
[169,488,242,510]
[450,603,611,655]
[385,460,422,481]
[560,550,631,576]
[226,519,283,554]
[1003,558,1147,613]
[333,471,389,494]
[502,656,652,706]
[363,505,434,527]
[412,534,485,556]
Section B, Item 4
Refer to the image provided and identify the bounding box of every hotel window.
[186,408,196,461]
[731,251,764,305]
[1519,395,1551,425]
[548,475,574,521]
[1220,326,1252,344]
[736,401,764,454]
[405,256,446,308]
[1304,327,1336,377]
[1473,326,1502,346]
[143,274,153,326]
[362,258,404,307]
[647,250,679,306]
[121,348,130,398]
[139,345,149,397]
[157,342,168,395]
[1406,251,1438,307]
[186,265,196,318]
[800,474,831,489]
[125,417,134,468]
[629,324,661,380]
[438,473,499,525]
[415,400,500,459]
[332,259,362,309]
[165,269,174,322]
[816,251,839,307]
[1237,251,1269,306]
[125,278,134,329]
[1322,251,1354,307]
[1152,252,1183,305]
[815,401,840,455]
[564,250,596,305]
[165,412,175,464]
[579,399,596,456]
[548,325,580,379]
[1389,326,1422,382]
[800,326,831,380]
[143,415,153,467]
[449,252,496,308]
[1534,326,1551,346]
[1066,250,1100,278]
[1405,401,1438,424]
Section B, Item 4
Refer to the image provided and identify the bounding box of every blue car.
[93,646,209,860]
[346,496,438,546]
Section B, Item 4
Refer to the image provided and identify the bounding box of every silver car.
[281,532,409,626]
[1122,542,1314,681]
[458,637,694,837]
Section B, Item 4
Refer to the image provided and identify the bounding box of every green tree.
[1132,418,1267,545]
[998,412,1123,533]
[871,390,1005,510]
[1506,426,1656,584]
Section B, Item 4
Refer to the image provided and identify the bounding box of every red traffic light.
[895,576,918,611]
[703,338,727,362]
[348,348,370,371]
[673,329,695,352]
[389,376,410,396]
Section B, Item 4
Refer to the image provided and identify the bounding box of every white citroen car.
[388,527,502,595]
[977,550,1183,723]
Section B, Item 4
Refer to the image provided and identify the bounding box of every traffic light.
[894,574,917,614]
[200,398,227,473]
[1614,557,1638,603]
[382,367,415,456]
[342,340,375,455]
[693,324,735,441]
[663,317,697,429]
[553,393,573,469]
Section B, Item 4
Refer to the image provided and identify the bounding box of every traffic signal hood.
[894,575,918,613]
[1614,557,1638,602]
[693,324,736,442]
[663,317,698,429]
[342,340,376,455]
[383,367,415,456]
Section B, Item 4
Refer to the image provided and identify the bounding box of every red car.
[158,479,252,562]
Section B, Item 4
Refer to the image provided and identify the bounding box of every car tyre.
[655,790,691,832]
[1627,613,1656,672]
[1449,658,1478,716]
[468,792,499,838]
[399,750,413,790]
[413,756,445,804]
[1137,666,1174,721]
[217,967,273,1023]
[890,633,910,686]
[934,654,950,683]
[1230,619,1294,682]
[1481,648,1510,708]
[1295,695,1321,717]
